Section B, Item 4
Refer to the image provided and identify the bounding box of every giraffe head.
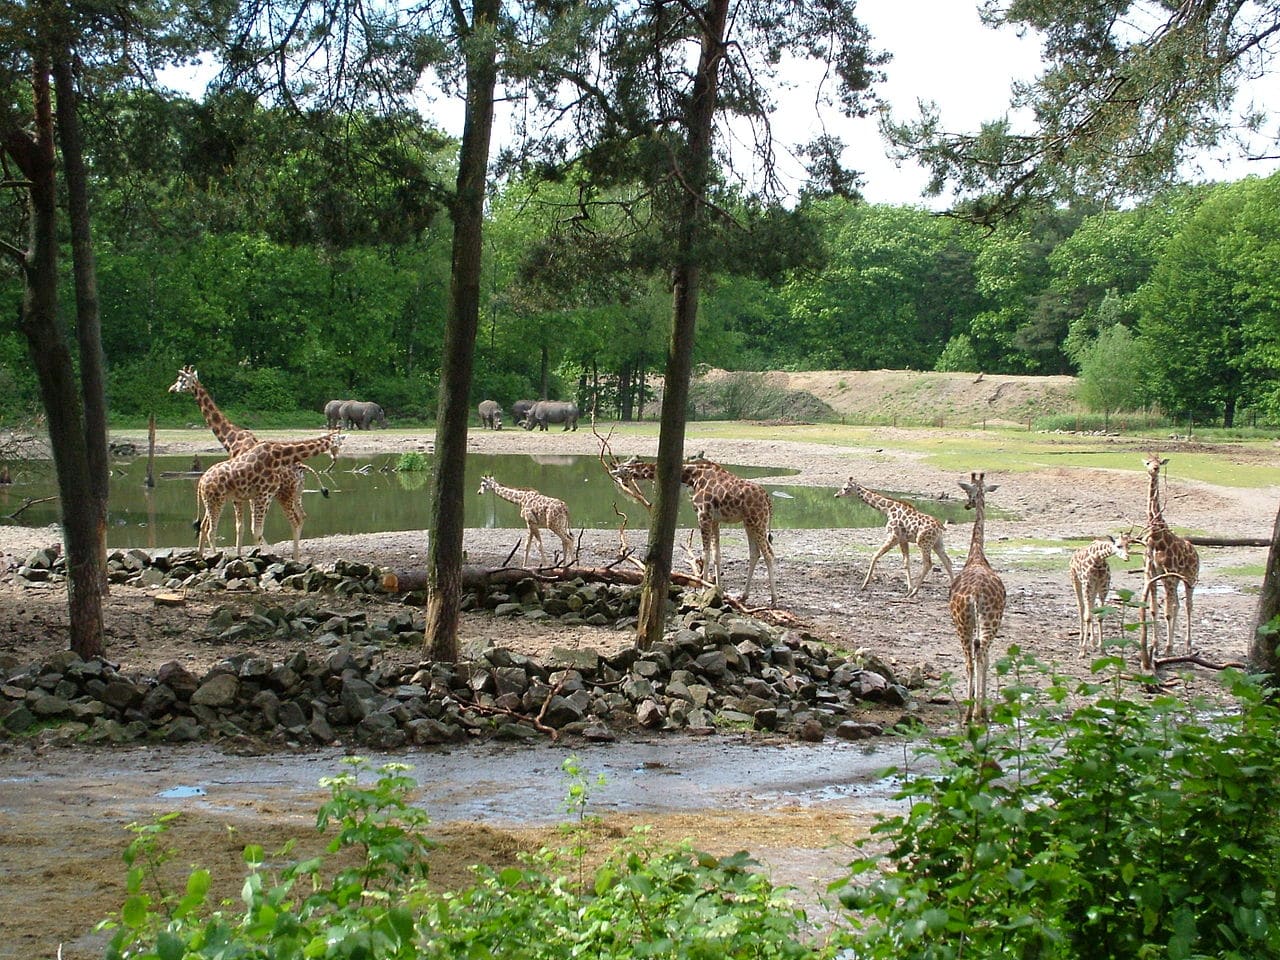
[1114,532,1134,561]
[1144,453,1169,479]
[834,477,861,499]
[958,472,998,510]
[168,365,200,395]
[609,458,654,484]
[478,474,499,496]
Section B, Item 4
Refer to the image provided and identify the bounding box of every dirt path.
[1,423,1277,958]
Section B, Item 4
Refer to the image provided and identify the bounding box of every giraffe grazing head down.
[609,455,777,607]
[835,477,953,596]
[948,472,1006,724]
[1139,453,1200,667]
[1069,533,1134,657]
[478,474,576,567]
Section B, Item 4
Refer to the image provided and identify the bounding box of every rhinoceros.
[477,399,503,430]
[523,400,579,432]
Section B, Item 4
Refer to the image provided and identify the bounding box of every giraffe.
[196,433,344,560]
[1069,533,1133,657]
[835,478,953,596]
[477,475,576,567]
[168,365,324,526]
[610,456,777,606]
[1141,454,1200,667]
[948,472,1005,724]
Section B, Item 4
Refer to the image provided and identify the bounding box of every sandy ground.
[1,423,1276,959]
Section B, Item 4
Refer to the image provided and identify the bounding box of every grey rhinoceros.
[477,399,503,430]
[324,399,350,430]
[340,400,387,429]
[511,399,535,427]
[523,400,579,431]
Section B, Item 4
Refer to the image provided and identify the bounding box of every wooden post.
[146,414,156,488]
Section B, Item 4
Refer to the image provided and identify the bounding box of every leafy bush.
[933,334,980,373]
[101,757,816,960]
[830,651,1280,960]
[396,451,429,472]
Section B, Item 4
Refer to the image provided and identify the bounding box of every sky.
[766,0,1280,207]
[165,1,1280,208]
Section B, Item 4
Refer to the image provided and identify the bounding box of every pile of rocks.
[4,547,929,749]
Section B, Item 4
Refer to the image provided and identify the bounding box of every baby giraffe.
[478,475,576,567]
[949,472,1005,724]
[835,478,952,596]
[1069,533,1133,657]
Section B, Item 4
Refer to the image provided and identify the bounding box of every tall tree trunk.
[424,0,499,662]
[1250,500,1280,678]
[636,0,730,649]
[618,360,633,421]
[53,57,110,594]
[1224,394,1236,428]
[5,58,104,658]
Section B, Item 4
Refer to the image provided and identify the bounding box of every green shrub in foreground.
[830,650,1280,960]
[100,756,814,960]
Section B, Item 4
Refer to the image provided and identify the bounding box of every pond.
[0,453,978,550]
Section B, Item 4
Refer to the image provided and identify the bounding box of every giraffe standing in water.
[168,365,330,529]
[196,433,344,560]
[1141,454,1200,667]
[610,456,777,606]
[477,475,576,567]
[835,478,953,596]
[1069,533,1133,657]
[949,472,1005,724]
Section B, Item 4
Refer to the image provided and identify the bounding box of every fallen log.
[1186,535,1271,547]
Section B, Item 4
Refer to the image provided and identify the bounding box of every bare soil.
[1,405,1277,959]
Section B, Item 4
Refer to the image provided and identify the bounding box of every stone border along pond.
[1,547,923,748]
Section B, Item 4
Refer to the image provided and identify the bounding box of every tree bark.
[635,0,730,649]
[5,58,104,659]
[1249,499,1280,678]
[424,0,499,662]
[53,57,110,594]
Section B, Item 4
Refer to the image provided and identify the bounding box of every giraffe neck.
[255,438,335,465]
[489,482,531,505]
[852,483,895,513]
[967,498,990,567]
[1147,469,1170,534]
[191,381,244,452]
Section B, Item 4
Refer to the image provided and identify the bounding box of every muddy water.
[1,736,922,826]
[0,736,932,958]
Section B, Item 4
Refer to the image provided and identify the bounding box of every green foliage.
[933,334,980,373]
[100,756,817,960]
[396,451,429,472]
[830,653,1280,960]
[1076,324,1148,427]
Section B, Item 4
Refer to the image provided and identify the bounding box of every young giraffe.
[196,433,344,560]
[1069,533,1133,657]
[835,478,953,596]
[949,472,1005,724]
[168,365,326,523]
[1141,454,1200,667]
[477,475,576,567]
[610,456,777,606]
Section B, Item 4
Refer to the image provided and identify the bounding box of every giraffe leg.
[274,490,305,561]
[199,500,223,556]
[1183,585,1194,654]
[934,543,954,581]
[749,530,777,607]
[231,501,245,556]
[898,541,914,595]
[1163,581,1178,656]
[975,632,991,722]
[525,523,547,566]
[700,522,718,586]
[860,535,897,590]
[1072,576,1088,657]
[909,542,934,597]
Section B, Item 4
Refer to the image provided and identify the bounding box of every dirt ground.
[1,421,1277,959]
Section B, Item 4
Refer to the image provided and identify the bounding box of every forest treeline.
[3,91,1278,428]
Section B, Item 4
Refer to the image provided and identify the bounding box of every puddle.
[157,785,206,799]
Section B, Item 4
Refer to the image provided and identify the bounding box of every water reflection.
[0,453,978,549]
